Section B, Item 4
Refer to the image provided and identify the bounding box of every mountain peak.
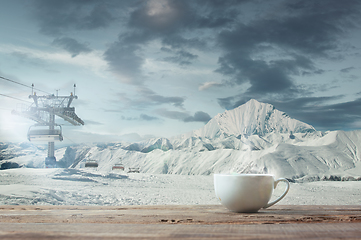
[191,99,315,138]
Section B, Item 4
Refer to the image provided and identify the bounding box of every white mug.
[214,174,290,213]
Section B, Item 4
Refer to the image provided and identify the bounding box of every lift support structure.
[12,85,84,167]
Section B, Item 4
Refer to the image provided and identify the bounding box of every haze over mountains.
[1,99,361,182]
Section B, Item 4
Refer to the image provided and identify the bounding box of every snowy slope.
[2,99,361,182]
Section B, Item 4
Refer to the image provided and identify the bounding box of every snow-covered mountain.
[1,99,361,182]
[186,99,316,139]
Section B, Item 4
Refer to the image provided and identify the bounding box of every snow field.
[0,168,360,206]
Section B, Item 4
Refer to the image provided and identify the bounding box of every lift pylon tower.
[12,85,84,168]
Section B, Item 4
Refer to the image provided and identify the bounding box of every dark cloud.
[193,14,236,29]
[340,67,355,73]
[187,0,246,29]
[184,111,211,123]
[52,37,92,57]
[216,52,310,96]
[161,48,198,65]
[121,115,138,121]
[31,0,360,92]
[140,114,159,121]
[193,0,250,8]
[118,87,185,109]
[214,0,361,132]
[162,35,207,50]
[138,87,184,108]
[65,0,240,87]
[302,69,326,76]
[155,108,190,121]
[215,0,361,97]
[147,94,184,107]
[102,31,154,85]
[217,96,236,110]
[103,42,144,85]
[120,114,159,121]
[103,0,243,84]
[127,0,238,34]
[32,0,119,36]
[280,97,361,131]
[270,96,344,111]
[128,0,191,34]
[155,108,211,123]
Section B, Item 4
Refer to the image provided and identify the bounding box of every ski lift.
[128,167,140,173]
[27,125,63,142]
[85,160,98,168]
[112,164,125,171]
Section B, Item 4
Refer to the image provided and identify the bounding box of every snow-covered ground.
[0,168,360,206]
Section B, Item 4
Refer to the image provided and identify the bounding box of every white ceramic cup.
[214,174,290,213]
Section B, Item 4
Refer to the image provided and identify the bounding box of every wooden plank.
[0,205,360,225]
[0,223,360,239]
[0,205,360,239]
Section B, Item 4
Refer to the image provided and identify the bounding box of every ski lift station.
[12,84,84,167]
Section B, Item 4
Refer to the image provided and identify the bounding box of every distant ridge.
[189,99,316,139]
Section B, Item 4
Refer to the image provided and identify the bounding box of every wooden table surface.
[0,205,360,239]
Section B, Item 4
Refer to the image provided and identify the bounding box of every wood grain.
[0,205,360,239]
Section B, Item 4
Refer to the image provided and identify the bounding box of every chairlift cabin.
[112,164,124,171]
[128,167,140,173]
[27,125,63,142]
[85,160,98,168]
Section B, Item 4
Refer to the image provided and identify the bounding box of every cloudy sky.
[1,0,361,144]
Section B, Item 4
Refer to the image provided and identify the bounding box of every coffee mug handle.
[263,178,290,209]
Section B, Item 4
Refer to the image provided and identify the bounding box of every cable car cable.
[63,135,76,144]
[0,76,51,95]
[0,93,32,103]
